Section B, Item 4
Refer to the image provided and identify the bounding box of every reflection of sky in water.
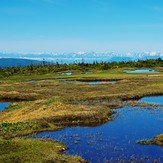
[87,81,102,85]
[85,72,93,74]
[139,96,163,105]
[124,69,159,73]
[87,81,117,85]
[36,105,163,162]
[64,72,72,76]
[0,102,10,111]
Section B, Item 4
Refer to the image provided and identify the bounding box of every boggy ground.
[0,68,163,162]
[0,138,84,163]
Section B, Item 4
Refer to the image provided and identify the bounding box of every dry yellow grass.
[0,68,163,162]
[0,69,163,137]
[0,99,99,123]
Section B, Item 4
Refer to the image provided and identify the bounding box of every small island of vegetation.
[137,134,163,146]
[0,58,163,162]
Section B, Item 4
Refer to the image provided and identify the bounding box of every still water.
[87,81,117,85]
[36,101,163,162]
[0,102,10,111]
[140,96,163,105]
[124,69,159,73]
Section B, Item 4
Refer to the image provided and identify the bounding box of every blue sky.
[0,0,163,53]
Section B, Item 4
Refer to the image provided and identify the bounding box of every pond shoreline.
[1,67,163,162]
[1,94,163,138]
[35,105,163,162]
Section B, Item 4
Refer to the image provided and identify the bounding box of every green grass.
[0,99,113,138]
[1,68,163,132]
[0,138,84,163]
[0,67,163,162]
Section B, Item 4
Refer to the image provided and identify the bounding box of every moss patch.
[0,67,163,162]
[0,138,85,163]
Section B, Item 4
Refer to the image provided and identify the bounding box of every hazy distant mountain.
[141,55,162,60]
[0,51,162,65]
[0,58,43,67]
[110,56,132,62]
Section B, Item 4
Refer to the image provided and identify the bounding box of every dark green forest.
[0,58,162,76]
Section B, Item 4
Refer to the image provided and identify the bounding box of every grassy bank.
[0,138,85,163]
[0,66,163,162]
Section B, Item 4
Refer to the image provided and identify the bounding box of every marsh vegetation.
[0,59,163,162]
[35,106,163,162]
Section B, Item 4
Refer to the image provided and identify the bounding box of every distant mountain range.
[0,58,43,67]
[0,51,162,67]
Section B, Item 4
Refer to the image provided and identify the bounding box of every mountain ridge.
[0,58,44,67]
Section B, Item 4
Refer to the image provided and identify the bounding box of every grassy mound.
[0,138,85,163]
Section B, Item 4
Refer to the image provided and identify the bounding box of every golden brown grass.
[153,134,163,146]
[0,99,109,123]
[0,69,163,128]
[0,68,163,162]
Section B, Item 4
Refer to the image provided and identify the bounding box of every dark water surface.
[36,105,163,162]
[0,102,10,111]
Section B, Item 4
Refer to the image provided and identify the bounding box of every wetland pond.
[87,81,117,85]
[124,69,159,73]
[139,96,163,105]
[35,96,163,162]
[63,72,72,76]
[57,80,117,85]
[0,102,10,111]
[26,78,117,85]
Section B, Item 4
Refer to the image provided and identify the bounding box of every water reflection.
[124,69,159,73]
[85,72,93,74]
[36,106,163,162]
[64,72,72,76]
[0,102,10,111]
[87,81,117,85]
[139,96,163,105]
